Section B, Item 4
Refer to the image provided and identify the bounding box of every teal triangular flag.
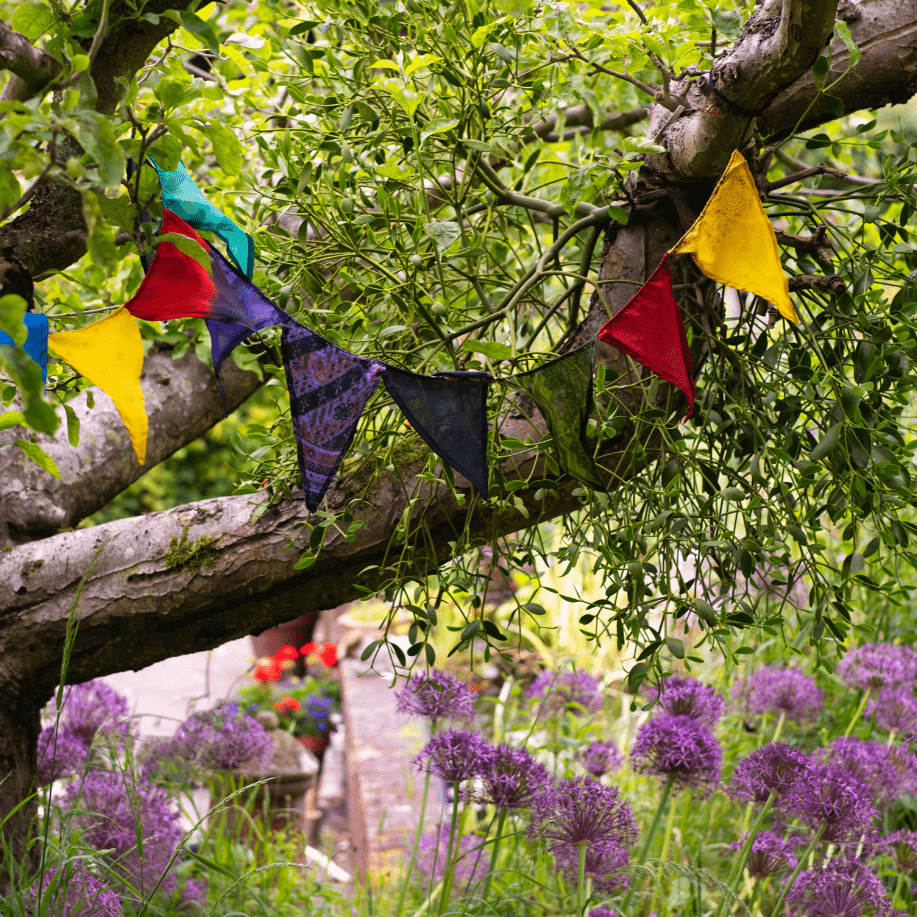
[148,157,255,278]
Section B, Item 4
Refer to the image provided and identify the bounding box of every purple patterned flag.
[280,318,384,511]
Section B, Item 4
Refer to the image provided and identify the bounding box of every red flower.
[282,696,301,711]
[273,701,287,712]
[274,645,299,661]
[319,643,339,667]
[253,660,282,682]
[300,642,318,657]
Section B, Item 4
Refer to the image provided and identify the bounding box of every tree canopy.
[3,0,917,855]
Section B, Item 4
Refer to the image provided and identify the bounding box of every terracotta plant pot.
[297,733,331,757]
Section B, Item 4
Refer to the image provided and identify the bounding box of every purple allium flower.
[733,666,823,723]
[477,744,550,811]
[62,770,184,899]
[36,727,91,785]
[728,743,812,804]
[525,670,603,717]
[526,776,637,894]
[821,737,906,810]
[170,704,273,772]
[836,643,917,693]
[883,830,917,871]
[630,714,721,793]
[34,863,123,917]
[52,681,132,746]
[395,668,476,724]
[414,729,493,784]
[786,858,890,917]
[866,686,917,736]
[414,822,483,888]
[645,675,725,729]
[579,741,624,778]
[730,830,798,880]
[781,762,878,847]
[588,909,617,917]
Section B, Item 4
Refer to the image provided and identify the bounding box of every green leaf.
[462,340,512,361]
[425,220,461,251]
[560,167,590,216]
[375,161,415,181]
[621,136,667,155]
[462,139,492,152]
[607,205,629,225]
[0,347,57,434]
[848,552,865,575]
[721,487,745,503]
[470,19,503,48]
[179,10,220,55]
[404,54,442,75]
[420,118,458,146]
[665,637,685,659]
[149,134,183,172]
[834,19,862,66]
[810,422,842,461]
[64,403,80,447]
[0,295,27,346]
[11,1,55,40]
[156,233,212,275]
[0,412,27,431]
[209,122,244,176]
[812,55,830,82]
[369,59,402,71]
[14,440,61,478]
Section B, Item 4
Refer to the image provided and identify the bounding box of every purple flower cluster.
[647,675,725,729]
[866,687,917,737]
[631,714,721,793]
[835,643,917,693]
[476,744,550,811]
[35,863,123,917]
[785,858,890,917]
[588,909,617,917]
[527,776,637,894]
[884,829,917,871]
[37,681,134,785]
[168,704,273,772]
[733,666,823,723]
[821,737,909,810]
[728,743,812,804]
[579,741,624,778]
[414,822,483,888]
[414,729,493,784]
[62,769,184,899]
[525,670,603,717]
[395,668,476,724]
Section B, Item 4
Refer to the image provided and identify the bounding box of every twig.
[626,0,649,24]
[0,160,55,221]
[185,62,218,83]
[564,45,660,102]
[60,0,111,89]
[787,274,845,294]
[771,148,877,187]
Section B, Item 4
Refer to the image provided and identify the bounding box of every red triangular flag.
[597,253,695,418]
[125,209,217,321]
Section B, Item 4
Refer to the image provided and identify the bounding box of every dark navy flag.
[382,366,492,497]
[281,318,384,512]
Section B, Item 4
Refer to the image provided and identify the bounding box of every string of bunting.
[0,150,797,511]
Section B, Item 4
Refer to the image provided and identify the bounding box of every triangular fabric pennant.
[149,157,255,278]
[598,253,695,419]
[382,367,492,497]
[203,241,288,410]
[505,341,604,489]
[0,312,49,382]
[281,318,384,512]
[124,209,217,321]
[48,307,147,463]
[670,150,797,323]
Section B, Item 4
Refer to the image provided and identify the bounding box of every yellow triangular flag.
[671,150,797,323]
[49,306,148,463]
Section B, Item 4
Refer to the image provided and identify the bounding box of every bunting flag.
[505,341,604,489]
[0,312,49,382]
[149,157,255,278]
[124,209,217,321]
[281,318,384,511]
[382,367,492,497]
[204,241,288,410]
[598,253,695,419]
[48,307,147,463]
[670,149,797,323]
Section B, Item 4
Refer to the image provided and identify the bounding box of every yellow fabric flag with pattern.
[670,150,797,323]
[49,306,148,463]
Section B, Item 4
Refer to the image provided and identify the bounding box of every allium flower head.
[477,744,550,811]
[884,830,917,872]
[527,777,637,893]
[821,737,906,810]
[395,668,476,723]
[579,741,624,778]
[170,704,273,772]
[733,666,823,723]
[35,863,123,917]
[646,675,725,729]
[782,761,878,846]
[631,714,721,793]
[866,686,917,736]
[63,770,184,898]
[413,729,492,784]
[588,910,617,917]
[728,743,812,804]
[786,858,890,917]
[36,727,91,785]
[414,822,483,888]
[836,643,917,693]
[525,670,603,717]
[730,830,798,880]
[54,681,132,744]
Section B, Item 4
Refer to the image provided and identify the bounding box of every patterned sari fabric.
[505,341,604,489]
[0,312,49,382]
[382,367,492,497]
[281,319,384,511]
[149,157,255,279]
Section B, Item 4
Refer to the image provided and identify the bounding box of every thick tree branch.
[0,21,62,102]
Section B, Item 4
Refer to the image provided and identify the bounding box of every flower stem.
[620,774,676,912]
[479,809,508,905]
[843,689,871,739]
[394,769,432,917]
[714,793,776,917]
[576,841,588,917]
[768,826,825,917]
[771,710,786,744]
[437,783,461,916]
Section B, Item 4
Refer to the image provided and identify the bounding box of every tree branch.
[0,20,62,101]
